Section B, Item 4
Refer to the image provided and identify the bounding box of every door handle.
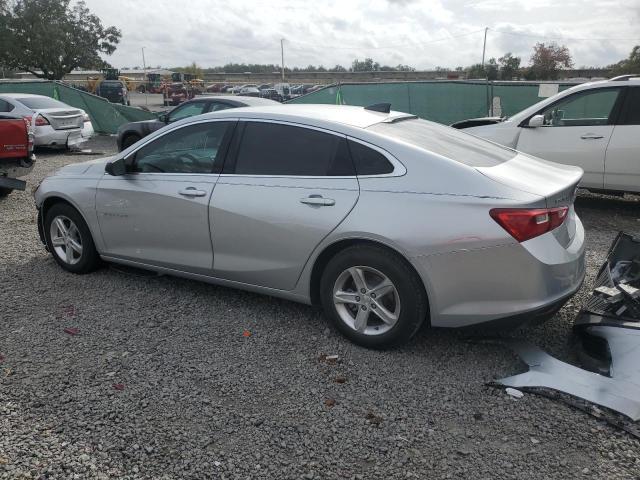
[178,187,207,197]
[300,195,335,206]
[580,134,604,140]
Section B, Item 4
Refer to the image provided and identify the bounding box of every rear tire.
[0,187,13,197]
[320,245,428,349]
[44,202,100,274]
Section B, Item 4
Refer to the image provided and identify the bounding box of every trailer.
[0,114,35,197]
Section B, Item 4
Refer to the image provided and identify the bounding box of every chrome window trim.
[218,117,406,180]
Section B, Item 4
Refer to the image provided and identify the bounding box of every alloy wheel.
[49,215,83,265]
[332,266,401,336]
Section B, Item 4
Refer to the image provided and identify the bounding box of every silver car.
[34,105,586,348]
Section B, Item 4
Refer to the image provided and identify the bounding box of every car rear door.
[603,87,640,193]
[96,120,234,273]
[209,120,359,291]
[515,87,623,189]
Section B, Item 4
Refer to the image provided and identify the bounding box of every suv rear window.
[369,118,516,167]
[16,97,70,110]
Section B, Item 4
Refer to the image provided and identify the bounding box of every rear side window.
[619,88,640,125]
[369,118,516,167]
[233,122,355,176]
[0,99,14,112]
[348,140,394,175]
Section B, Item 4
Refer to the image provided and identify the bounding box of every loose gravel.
[1,136,639,479]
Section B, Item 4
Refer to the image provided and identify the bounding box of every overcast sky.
[84,0,640,70]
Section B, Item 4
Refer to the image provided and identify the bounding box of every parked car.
[259,88,283,102]
[453,75,640,194]
[205,83,224,93]
[0,113,34,196]
[96,80,130,105]
[0,94,93,149]
[258,84,272,91]
[35,104,585,348]
[238,86,260,97]
[116,95,280,151]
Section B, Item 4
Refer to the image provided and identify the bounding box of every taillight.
[26,115,49,126]
[490,207,569,242]
[83,113,90,123]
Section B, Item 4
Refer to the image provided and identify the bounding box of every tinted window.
[370,119,516,167]
[132,122,230,174]
[539,88,621,127]
[210,102,233,112]
[0,99,14,112]
[168,101,208,122]
[234,122,355,176]
[620,88,640,125]
[348,140,394,175]
[16,96,70,109]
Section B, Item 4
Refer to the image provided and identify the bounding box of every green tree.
[610,46,640,76]
[525,42,573,80]
[498,52,521,80]
[183,61,203,78]
[351,58,380,72]
[465,59,498,80]
[0,0,121,80]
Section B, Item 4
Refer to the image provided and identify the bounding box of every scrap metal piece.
[495,337,640,421]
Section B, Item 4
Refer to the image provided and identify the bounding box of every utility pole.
[141,47,148,106]
[280,38,285,82]
[481,27,488,66]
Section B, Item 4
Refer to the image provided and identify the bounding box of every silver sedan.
[34,104,586,348]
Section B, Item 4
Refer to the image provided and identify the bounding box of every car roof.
[0,93,48,99]
[197,104,415,129]
[194,95,280,106]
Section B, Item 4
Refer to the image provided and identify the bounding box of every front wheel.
[44,202,100,274]
[320,245,428,349]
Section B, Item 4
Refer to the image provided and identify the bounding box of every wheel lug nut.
[360,288,366,294]
[355,296,361,302]
[371,293,376,299]
[361,305,367,311]
[371,304,376,309]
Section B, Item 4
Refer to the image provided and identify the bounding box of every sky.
[83,0,640,70]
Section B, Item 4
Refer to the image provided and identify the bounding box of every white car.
[0,94,93,149]
[455,75,640,194]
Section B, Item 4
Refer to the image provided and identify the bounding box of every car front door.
[210,120,359,290]
[96,120,234,274]
[515,87,623,189]
[604,87,640,193]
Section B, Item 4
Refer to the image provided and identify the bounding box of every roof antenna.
[364,103,391,113]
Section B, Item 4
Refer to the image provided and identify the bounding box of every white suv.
[455,75,640,194]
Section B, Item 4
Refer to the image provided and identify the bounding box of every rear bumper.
[415,214,586,328]
[34,126,86,147]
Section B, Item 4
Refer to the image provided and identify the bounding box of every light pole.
[141,47,148,106]
[481,27,488,67]
[280,38,285,82]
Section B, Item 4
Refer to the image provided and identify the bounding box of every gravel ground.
[1,137,640,479]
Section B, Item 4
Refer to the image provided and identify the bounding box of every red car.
[0,113,35,197]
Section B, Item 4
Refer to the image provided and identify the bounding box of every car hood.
[53,155,115,176]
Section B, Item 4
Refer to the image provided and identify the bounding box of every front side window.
[233,122,355,176]
[168,101,208,122]
[619,88,640,125]
[538,88,621,127]
[131,122,230,174]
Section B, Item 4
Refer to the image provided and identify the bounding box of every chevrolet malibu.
[34,104,586,348]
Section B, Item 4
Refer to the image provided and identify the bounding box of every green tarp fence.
[289,81,577,125]
[0,80,157,134]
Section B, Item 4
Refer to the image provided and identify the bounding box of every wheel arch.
[39,195,96,247]
[308,238,431,321]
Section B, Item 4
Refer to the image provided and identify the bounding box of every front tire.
[320,245,428,349]
[44,202,100,274]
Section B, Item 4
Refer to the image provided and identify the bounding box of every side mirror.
[105,158,127,176]
[527,114,545,128]
[158,113,169,123]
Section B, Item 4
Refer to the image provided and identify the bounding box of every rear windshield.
[16,97,70,110]
[369,118,516,167]
[100,81,124,91]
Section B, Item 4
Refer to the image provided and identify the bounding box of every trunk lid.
[476,152,582,247]
[39,108,83,130]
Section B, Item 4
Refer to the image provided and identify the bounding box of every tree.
[498,52,521,80]
[182,61,203,78]
[465,59,497,80]
[526,42,573,80]
[610,46,640,76]
[351,58,380,72]
[0,0,121,80]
